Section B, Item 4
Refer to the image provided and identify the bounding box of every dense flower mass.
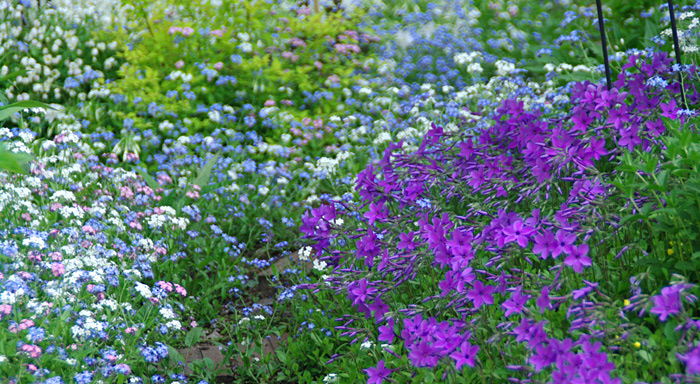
[1,0,700,383]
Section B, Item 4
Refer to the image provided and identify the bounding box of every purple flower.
[446,229,473,257]
[564,243,592,273]
[660,98,678,119]
[466,280,496,309]
[678,346,700,376]
[502,289,530,318]
[348,279,377,306]
[532,230,558,260]
[364,360,392,384]
[378,318,395,343]
[397,231,417,251]
[450,339,479,370]
[551,229,576,258]
[502,220,536,247]
[650,291,681,321]
[536,286,551,312]
[408,341,440,368]
[364,201,387,225]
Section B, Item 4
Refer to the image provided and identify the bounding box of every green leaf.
[185,327,203,347]
[167,345,185,363]
[0,151,26,173]
[0,100,54,121]
[194,152,221,188]
[133,167,161,191]
[674,260,696,271]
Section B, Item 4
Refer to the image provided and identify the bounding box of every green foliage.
[614,116,700,284]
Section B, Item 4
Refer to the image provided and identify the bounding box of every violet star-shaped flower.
[502,220,536,247]
[364,359,392,384]
[450,340,479,370]
[650,291,681,322]
[502,289,530,318]
[564,243,592,273]
[466,280,496,309]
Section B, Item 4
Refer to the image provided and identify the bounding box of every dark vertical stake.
[667,0,688,109]
[595,0,612,90]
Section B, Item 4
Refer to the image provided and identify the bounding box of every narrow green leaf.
[194,152,221,188]
[133,167,160,191]
[0,100,55,121]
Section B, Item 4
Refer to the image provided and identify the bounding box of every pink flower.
[82,225,97,235]
[264,99,276,107]
[213,61,223,70]
[175,284,187,297]
[175,60,185,69]
[210,29,224,38]
[21,213,31,221]
[182,27,195,37]
[51,263,65,277]
[125,327,137,334]
[314,60,323,70]
[168,26,183,35]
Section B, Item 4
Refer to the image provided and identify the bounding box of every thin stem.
[595,0,612,90]
[667,0,689,109]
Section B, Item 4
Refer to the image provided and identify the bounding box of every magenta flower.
[650,291,681,321]
[532,230,558,260]
[450,340,479,370]
[466,280,496,309]
[564,243,592,273]
[502,220,536,247]
[364,360,392,384]
[502,289,530,317]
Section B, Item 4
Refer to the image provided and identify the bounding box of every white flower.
[360,340,374,350]
[323,374,338,383]
[298,246,313,261]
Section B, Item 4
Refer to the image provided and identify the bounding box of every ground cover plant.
[2,0,700,383]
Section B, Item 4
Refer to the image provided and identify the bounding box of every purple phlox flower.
[356,229,380,265]
[606,103,630,129]
[446,229,473,258]
[537,286,552,312]
[571,112,594,133]
[364,359,392,384]
[439,272,457,297]
[677,346,700,376]
[552,229,576,258]
[650,290,681,322]
[564,243,592,273]
[594,88,626,111]
[378,318,395,343]
[433,243,451,269]
[466,280,496,309]
[458,139,475,159]
[529,341,558,371]
[513,318,535,343]
[432,326,465,355]
[502,220,536,247]
[531,158,552,183]
[617,125,641,152]
[524,209,541,228]
[585,137,607,161]
[377,248,390,272]
[397,231,417,251]
[364,201,387,225]
[348,278,377,306]
[646,118,665,137]
[369,298,389,321]
[454,267,476,294]
[450,339,479,370]
[660,98,678,120]
[532,230,557,260]
[408,340,440,368]
[502,289,530,317]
